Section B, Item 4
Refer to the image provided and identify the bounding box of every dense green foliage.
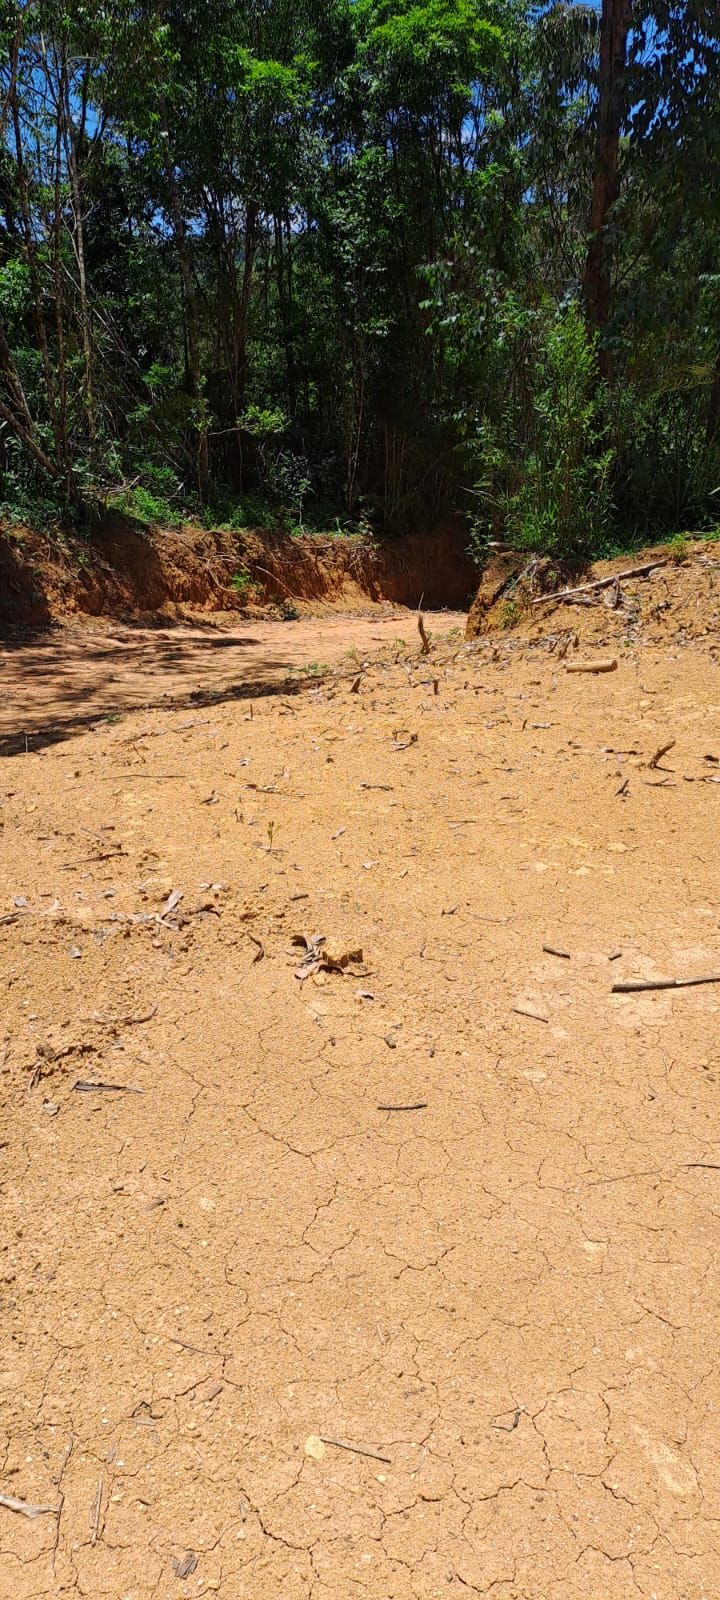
[0,0,718,558]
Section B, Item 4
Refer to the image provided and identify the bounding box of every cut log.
[566,658,617,674]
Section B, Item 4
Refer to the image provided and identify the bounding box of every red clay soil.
[0,517,477,627]
[1,554,720,1599]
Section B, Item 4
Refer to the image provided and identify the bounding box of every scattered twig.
[491,1408,521,1432]
[73,1080,145,1094]
[683,1162,720,1171]
[377,1102,428,1112]
[542,945,570,960]
[512,1005,549,1023]
[612,975,720,994]
[0,1493,60,1519]
[532,559,668,606]
[647,739,676,770]
[616,778,629,797]
[319,1436,392,1465]
[90,1478,103,1545]
[417,610,431,656]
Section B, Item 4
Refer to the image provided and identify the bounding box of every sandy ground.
[0,612,465,754]
[1,608,720,1599]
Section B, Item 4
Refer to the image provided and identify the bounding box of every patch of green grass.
[668,532,689,564]
[499,598,520,629]
[229,566,254,597]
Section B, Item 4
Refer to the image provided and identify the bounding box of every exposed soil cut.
[1,550,720,1599]
[0,517,477,628]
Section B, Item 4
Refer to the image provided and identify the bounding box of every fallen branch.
[542,945,570,960]
[612,975,720,994]
[417,611,431,656]
[532,559,668,607]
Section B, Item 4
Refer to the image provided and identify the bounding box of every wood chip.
[174,1552,198,1579]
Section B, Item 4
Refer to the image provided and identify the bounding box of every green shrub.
[229,566,254,596]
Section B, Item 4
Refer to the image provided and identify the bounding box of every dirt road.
[1,617,720,1598]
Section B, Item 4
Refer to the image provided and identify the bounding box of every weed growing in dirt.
[229,566,254,597]
[668,532,689,564]
[500,598,521,629]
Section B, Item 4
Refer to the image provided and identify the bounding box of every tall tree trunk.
[582,0,631,364]
[9,66,63,464]
[62,63,96,440]
[0,319,65,483]
[159,101,209,493]
[233,201,258,416]
[706,344,720,445]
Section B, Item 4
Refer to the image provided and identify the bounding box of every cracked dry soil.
[1,617,720,1599]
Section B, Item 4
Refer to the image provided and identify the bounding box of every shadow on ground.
[0,629,308,756]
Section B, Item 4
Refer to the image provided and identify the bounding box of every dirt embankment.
[466,540,720,651]
[0,516,477,628]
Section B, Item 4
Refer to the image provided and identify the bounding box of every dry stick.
[377,1102,428,1112]
[565,658,618,674]
[542,944,570,960]
[531,559,669,606]
[647,739,676,769]
[319,1436,392,1465]
[90,1478,103,1545]
[512,1005,549,1023]
[0,1493,60,1519]
[612,976,720,994]
[417,610,431,656]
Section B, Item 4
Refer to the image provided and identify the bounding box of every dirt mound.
[467,539,720,647]
[0,516,477,628]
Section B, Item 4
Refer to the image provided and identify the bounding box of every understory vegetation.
[0,0,718,563]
